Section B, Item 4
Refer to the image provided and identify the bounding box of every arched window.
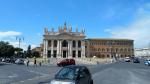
[107,48,109,52]
[116,48,118,52]
[98,48,101,51]
[107,54,110,58]
[62,40,68,47]
[102,48,105,52]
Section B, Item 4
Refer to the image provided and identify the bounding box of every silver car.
[15,58,24,64]
[50,65,93,84]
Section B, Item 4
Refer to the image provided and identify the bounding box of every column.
[70,40,72,58]
[45,40,48,58]
[51,40,54,58]
[43,39,46,58]
[68,40,70,58]
[59,40,62,58]
[81,40,85,58]
[57,40,59,58]
[76,40,78,58]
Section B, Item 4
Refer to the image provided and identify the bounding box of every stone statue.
[81,28,85,34]
[44,27,48,34]
[76,27,78,32]
[68,25,72,32]
[64,22,67,31]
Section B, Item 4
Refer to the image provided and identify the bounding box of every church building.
[43,22,86,58]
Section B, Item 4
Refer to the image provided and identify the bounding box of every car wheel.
[90,79,93,84]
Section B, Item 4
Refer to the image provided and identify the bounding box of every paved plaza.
[0,59,150,84]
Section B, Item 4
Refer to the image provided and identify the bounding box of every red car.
[57,59,75,67]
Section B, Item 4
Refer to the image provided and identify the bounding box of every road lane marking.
[8,74,18,78]
[20,81,24,82]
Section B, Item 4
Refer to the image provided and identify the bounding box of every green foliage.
[26,45,32,58]
[0,41,15,57]
[14,47,23,52]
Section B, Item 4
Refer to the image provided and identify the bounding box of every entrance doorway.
[48,51,51,58]
[72,51,76,58]
[53,50,57,58]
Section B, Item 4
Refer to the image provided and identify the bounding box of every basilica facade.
[41,22,134,59]
[43,23,86,58]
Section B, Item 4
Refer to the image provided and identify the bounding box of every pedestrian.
[34,57,37,67]
[26,57,29,66]
[39,62,42,66]
[27,59,29,66]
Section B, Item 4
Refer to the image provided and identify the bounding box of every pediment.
[57,32,73,37]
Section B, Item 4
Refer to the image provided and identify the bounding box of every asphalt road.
[0,61,150,84]
[93,61,150,84]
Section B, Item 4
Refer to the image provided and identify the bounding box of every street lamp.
[16,37,24,48]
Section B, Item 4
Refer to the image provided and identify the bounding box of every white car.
[124,57,130,62]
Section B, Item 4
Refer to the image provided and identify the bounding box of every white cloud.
[0,31,38,50]
[105,3,150,48]
[9,41,37,50]
[0,31,21,37]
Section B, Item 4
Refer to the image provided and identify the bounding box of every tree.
[0,41,15,58]
[26,45,32,58]
[32,51,40,58]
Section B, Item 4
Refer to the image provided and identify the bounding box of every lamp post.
[16,37,24,58]
[16,37,24,48]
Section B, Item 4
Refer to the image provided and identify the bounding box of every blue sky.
[0,0,150,50]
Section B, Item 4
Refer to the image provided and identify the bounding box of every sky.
[0,0,150,50]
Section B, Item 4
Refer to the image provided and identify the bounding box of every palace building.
[43,22,86,58]
[85,38,134,58]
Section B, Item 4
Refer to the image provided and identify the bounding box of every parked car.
[50,65,93,84]
[1,58,6,62]
[133,58,140,63]
[144,59,150,66]
[57,59,75,67]
[124,57,131,62]
[15,58,24,65]
[5,58,11,63]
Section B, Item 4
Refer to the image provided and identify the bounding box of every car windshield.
[55,67,75,80]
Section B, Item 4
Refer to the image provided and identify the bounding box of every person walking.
[34,57,37,67]
[26,58,29,66]
[39,62,42,66]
